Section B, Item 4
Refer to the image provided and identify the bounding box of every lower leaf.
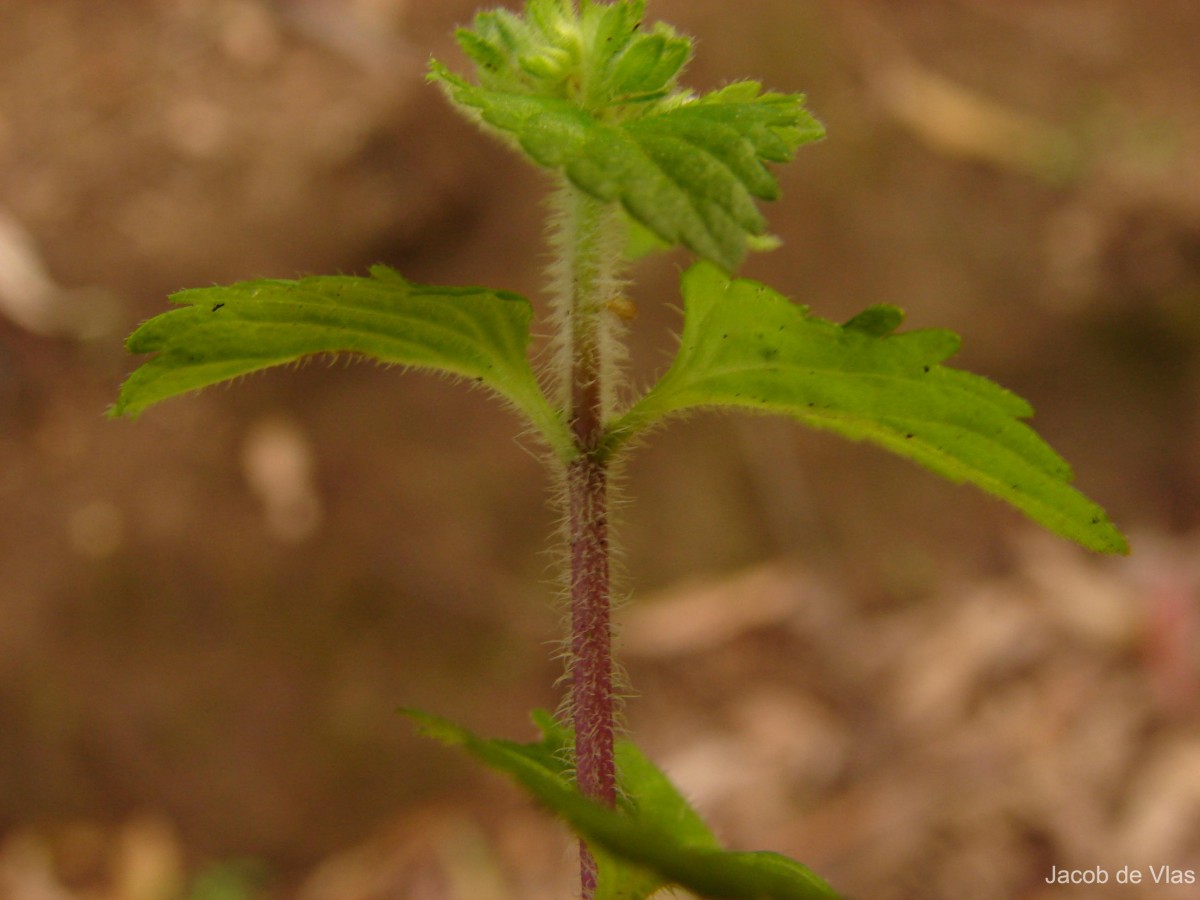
[402,708,840,900]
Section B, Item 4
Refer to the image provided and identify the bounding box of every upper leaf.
[431,1,823,272]
[453,0,688,108]
[609,263,1128,555]
[112,267,572,459]
[403,708,841,900]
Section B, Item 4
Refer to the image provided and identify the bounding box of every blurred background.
[1,1,1198,897]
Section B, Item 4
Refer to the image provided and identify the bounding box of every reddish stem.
[555,184,622,898]
[568,451,615,895]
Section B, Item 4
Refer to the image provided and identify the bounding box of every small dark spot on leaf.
[922,365,930,373]
[905,433,914,439]
[211,303,225,312]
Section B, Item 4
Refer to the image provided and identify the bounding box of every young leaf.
[402,708,841,900]
[609,262,1128,555]
[112,267,573,459]
[449,0,685,107]
[430,0,823,272]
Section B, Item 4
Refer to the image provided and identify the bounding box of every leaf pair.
[402,708,841,899]
[111,262,1127,555]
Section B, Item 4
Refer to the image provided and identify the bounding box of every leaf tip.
[109,381,149,420]
[1091,518,1131,556]
[399,707,467,745]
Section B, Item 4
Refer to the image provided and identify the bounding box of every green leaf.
[430,1,823,272]
[602,29,691,101]
[594,731,726,900]
[609,263,1128,555]
[112,267,573,459]
[403,708,840,900]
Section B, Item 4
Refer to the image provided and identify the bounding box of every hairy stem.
[550,182,626,897]
[567,453,613,895]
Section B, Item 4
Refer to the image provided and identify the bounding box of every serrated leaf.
[525,0,573,40]
[603,29,692,100]
[112,268,572,459]
[455,27,507,75]
[430,1,823,272]
[609,263,1128,555]
[593,729,726,900]
[403,708,840,900]
[433,68,821,271]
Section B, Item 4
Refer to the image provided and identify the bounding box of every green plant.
[112,2,1128,897]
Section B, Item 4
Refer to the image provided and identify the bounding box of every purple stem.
[566,236,616,898]
[568,451,615,895]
